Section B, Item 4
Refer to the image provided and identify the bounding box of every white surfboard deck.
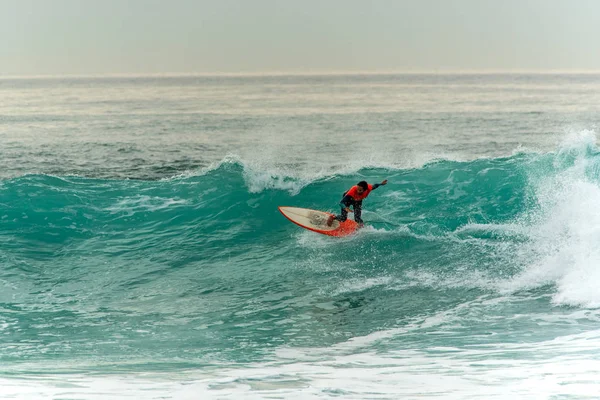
[278,206,359,237]
[279,206,340,230]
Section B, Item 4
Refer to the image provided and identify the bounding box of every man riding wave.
[327,179,388,228]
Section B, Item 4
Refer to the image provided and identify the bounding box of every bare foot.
[327,215,335,227]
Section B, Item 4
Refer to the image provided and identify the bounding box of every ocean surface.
[1,73,600,399]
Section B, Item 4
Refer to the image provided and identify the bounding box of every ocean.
[1,73,600,399]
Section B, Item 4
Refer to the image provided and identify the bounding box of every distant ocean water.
[1,73,600,399]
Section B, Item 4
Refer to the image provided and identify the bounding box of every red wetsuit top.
[344,184,374,201]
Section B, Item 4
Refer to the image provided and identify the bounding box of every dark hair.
[357,181,368,190]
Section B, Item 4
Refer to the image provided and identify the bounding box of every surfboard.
[278,206,359,237]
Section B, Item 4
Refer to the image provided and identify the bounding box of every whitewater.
[1,74,600,399]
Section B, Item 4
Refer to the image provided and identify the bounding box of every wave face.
[2,130,600,382]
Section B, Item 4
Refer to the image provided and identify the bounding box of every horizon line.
[3,69,600,79]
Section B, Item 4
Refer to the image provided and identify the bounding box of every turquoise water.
[2,74,600,398]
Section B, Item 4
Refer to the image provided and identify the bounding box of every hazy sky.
[2,0,600,75]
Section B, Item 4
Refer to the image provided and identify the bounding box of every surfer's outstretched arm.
[371,179,388,191]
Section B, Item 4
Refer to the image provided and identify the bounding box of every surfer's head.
[356,181,368,194]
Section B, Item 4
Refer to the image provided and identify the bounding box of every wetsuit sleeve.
[371,183,381,190]
[339,194,353,206]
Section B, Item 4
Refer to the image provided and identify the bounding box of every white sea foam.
[332,276,393,296]
[5,328,600,399]
[502,130,600,308]
[106,195,189,215]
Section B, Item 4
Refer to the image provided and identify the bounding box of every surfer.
[327,180,388,228]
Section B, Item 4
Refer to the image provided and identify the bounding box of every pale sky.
[2,0,600,75]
